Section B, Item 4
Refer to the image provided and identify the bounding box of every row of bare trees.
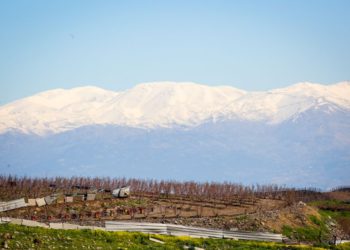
[331,186,350,192]
[0,175,327,203]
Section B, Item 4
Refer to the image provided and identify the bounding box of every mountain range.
[1,81,349,188]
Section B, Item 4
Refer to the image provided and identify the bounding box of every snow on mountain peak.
[95,82,246,128]
[0,81,349,135]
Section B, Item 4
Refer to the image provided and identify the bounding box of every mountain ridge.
[1,81,350,135]
[1,81,349,187]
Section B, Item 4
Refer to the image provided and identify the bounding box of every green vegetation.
[282,224,329,245]
[109,197,149,207]
[282,214,332,247]
[310,200,350,236]
[1,224,349,249]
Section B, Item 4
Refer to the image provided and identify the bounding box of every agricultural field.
[0,176,350,247]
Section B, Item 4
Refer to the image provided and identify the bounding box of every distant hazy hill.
[1,82,349,188]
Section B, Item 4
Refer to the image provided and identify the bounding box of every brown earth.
[1,193,326,233]
[327,192,350,201]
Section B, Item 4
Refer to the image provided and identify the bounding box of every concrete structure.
[2,217,105,231]
[22,219,49,228]
[49,222,63,229]
[44,195,57,205]
[0,198,27,212]
[105,221,284,242]
[35,198,46,207]
[63,223,79,230]
[86,193,96,201]
[27,199,36,206]
[65,196,73,203]
[9,218,22,225]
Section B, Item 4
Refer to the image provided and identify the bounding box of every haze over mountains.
[1,82,350,188]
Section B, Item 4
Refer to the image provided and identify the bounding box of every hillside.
[1,176,350,246]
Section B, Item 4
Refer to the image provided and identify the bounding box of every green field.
[309,200,350,237]
[1,224,350,250]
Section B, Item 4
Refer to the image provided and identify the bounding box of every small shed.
[112,186,130,198]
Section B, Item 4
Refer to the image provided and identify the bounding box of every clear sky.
[0,0,349,105]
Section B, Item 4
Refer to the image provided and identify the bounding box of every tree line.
[0,175,327,203]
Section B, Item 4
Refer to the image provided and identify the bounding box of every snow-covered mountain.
[1,81,350,188]
[1,81,350,135]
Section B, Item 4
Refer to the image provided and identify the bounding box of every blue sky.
[0,0,349,104]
